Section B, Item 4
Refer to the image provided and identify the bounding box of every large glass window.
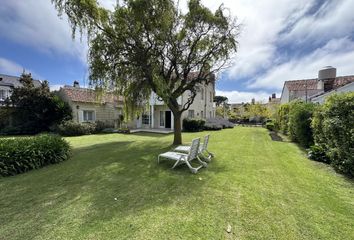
[160,111,165,126]
[142,114,150,125]
[188,110,195,118]
[0,90,8,100]
[83,110,95,122]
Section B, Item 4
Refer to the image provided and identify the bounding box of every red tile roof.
[60,86,124,104]
[285,75,354,91]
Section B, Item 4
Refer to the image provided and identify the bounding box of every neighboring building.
[311,81,354,103]
[267,93,280,105]
[132,76,216,131]
[0,74,41,106]
[57,82,124,127]
[280,66,354,104]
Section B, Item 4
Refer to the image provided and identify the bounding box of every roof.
[60,86,124,104]
[284,75,354,91]
[0,74,42,88]
[284,78,318,91]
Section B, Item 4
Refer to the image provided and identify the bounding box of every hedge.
[311,92,354,176]
[288,101,316,148]
[0,134,71,176]
[57,121,97,136]
[276,103,290,134]
[183,118,205,132]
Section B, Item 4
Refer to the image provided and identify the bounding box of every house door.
[165,111,172,128]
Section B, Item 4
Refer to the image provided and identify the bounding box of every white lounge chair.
[158,138,207,173]
[174,134,214,162]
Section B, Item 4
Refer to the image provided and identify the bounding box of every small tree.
[214,96,228,107]
[52,0,239,144]
[4,73,72,134]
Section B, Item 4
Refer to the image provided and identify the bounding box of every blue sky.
[1,0,354,103]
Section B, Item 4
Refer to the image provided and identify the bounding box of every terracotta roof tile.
[61,86,124,104]
[285,75,354,91]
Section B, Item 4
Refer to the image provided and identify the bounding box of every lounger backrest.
[201,135,210,151]
[188,138,200,161]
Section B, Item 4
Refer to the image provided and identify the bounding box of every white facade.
[134,82,216,130]
[311,82,354,104]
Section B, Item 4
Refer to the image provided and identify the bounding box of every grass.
[0,127,353,240]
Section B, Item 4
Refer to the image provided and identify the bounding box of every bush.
[0,134,70,176]
[288,101,315,148]
[276,103,290,134]
[205,117,234,129]
[265,121,275,131]
[95,120,115,133]
[312,92,354,176]
[183,118,205,132]
[203,122,223,130]
[57,121,96,136]
[308,144,330,163]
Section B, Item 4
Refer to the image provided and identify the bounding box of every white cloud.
[194,0,315,79]
[0,58,23,76]
[249,37,354,90]
[0,0,88,62]
[281,0,354,46]
[50,84,64,92]
[0,57,42,79]
[216,89,277,103]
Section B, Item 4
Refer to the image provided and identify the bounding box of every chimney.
[73,81,80,88]
[272,93,276,99]
[318,66,336,92]
[269,96,271,102]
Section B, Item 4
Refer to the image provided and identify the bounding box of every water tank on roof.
[318,66,336,80]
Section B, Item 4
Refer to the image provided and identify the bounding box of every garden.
[0,127,353,239]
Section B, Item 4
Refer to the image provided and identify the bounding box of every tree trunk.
[173,111,182,145]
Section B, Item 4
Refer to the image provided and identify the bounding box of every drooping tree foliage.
[51,0,239,144]
[3,73,72,134]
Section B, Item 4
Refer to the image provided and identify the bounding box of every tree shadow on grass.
[0,139,226,239]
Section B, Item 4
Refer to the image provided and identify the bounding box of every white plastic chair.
[174,135,214,162]
[158,138,207,173]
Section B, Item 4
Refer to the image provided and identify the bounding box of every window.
[83,110,95,122]
[201,89,204,100]
[209,111,212,118]
[142,114,150,125]
[0,90,8,101]
[188,110,195,118]
[160,111,165,126]
[201,111,204,118]
[210,92,213,102]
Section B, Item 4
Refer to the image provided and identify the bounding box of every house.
[57,82,124,127]
[0,73,41,106]
[131,77,216,131]
[280,66,354,104]
[311,81,354,103]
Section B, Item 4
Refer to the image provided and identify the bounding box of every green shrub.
[276,104,290,134]
[288,101,316,148]
[312,92,354,176]
[95,120,115,133]
[183,118,205,132]
[203,122,222,130]
[265,121,275,131]
[57,121,96,136]
[0,134,70,176]
[308,144,330,163]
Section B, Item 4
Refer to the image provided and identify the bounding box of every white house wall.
[311,82,354,104]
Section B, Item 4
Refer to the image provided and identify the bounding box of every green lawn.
[0,128,353,240]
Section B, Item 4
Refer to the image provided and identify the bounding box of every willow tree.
[52,0,239,144]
